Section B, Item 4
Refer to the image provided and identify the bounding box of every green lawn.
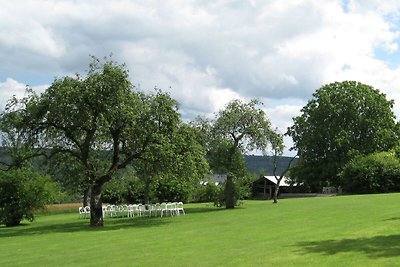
[1,194,400,266]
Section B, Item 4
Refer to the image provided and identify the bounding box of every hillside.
[244,155,297,175]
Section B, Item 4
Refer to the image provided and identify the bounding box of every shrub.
[340,151,400,194]
[0,169,57,227]
[155,177,192,203]
[102,175,145,204]
[192,182,220,203]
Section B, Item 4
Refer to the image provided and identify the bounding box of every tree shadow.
[0,205,236,238]
[296,235,400,258]
[185,206,227,214]
[384,217,400,221]
[0,216,171,238]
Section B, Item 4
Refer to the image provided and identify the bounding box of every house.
[252,176,290,199]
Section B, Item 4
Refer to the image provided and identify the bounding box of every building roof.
[263,176,290,186]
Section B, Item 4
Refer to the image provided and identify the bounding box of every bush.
[192,183,220,203]
[340,151,400,194]
[155,177,192,203]
[211,173,255,207]
[102,175,145,204]
[0,168,57,227]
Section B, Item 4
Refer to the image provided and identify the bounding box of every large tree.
[3,57,183,226]
[133,91,208,204]
[287,81,399,190]
[199,99,281,208]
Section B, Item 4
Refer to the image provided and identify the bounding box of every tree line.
[2,57,400,227]
[0,57,281,227]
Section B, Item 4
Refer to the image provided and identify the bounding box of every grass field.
[1,194,400,266]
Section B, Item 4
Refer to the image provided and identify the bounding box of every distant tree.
[287,81,399,190]
[267,133,297,203]
[0,96,46,170]
[196,99,281,208]
[0,168,57,227]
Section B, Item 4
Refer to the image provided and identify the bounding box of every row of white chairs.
[102,202,185,218]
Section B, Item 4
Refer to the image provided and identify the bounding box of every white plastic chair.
[121,204,129,217]
[138,204,149,217]
[132,204,140,217]
[176,202,185,215]
[83,206,90,218]
[154,203,162,217]
[148,204,157,217]
[170,202,178,216]
[79,207,85,218]
[160,203,168,217]
[127,204,134,218]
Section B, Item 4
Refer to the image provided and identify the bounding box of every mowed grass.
[1,194,400,266]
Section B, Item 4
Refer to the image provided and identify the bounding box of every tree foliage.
[195,99,281,208]
[340,151,400,194]
[287,81,399,189]
[0,168,57,227]
[133,91,209,203]
[2,57,210,226]
[3,57,179,226]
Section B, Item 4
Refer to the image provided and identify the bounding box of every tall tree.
[3,57,177,226]
[287,81,399,190]
[204,99,281,208]
[132,90,208,204]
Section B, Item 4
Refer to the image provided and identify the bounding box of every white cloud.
[0,78,48,111]
[1,0,400,155]
[0,78,26,108]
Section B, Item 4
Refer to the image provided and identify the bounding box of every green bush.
[340,151,400,194]
[192,182,220,203]
[102,175,145,204]
[211,173,255,207]
[0,168,57,227]
[155,177,192,203]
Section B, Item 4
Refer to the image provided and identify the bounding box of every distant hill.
[244,155,297,176]
[0,147,296,177]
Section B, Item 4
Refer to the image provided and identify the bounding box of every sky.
[1,0,400,156]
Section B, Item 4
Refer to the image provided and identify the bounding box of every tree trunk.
[90,184,104,227]
[82,186,90,207]
[143,178,151,204]
[225,175,235,209]
[273,184,279,204]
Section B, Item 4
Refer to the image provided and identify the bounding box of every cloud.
[0,78,48,110]
[0,78,26,108]
[1,0,400,155]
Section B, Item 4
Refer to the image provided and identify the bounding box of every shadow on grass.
[0,216,170,238]
[0,204,237,238]
[384,217,400,221]
[296,235,400,258]
[185,206,227,214]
